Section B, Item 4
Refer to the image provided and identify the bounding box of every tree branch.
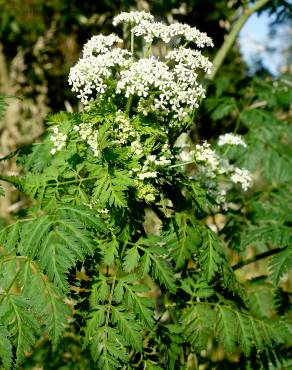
[208,0,271,80]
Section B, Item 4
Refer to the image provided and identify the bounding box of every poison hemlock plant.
[0,11,291,369]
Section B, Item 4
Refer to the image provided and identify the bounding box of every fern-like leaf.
[269,245,292,286]
[20,262,70,346]
[138,242,176,293]
[183,303,291,357]
[111,305,143,351]
[90,165,132,208]
[0,323,12,369]
[199,228,223,281]
[121,276,155,329]
[167,213,201,270]
[123,245,140,272]
[0,295,38,366]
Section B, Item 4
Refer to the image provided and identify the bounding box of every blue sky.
[239,11,290,74]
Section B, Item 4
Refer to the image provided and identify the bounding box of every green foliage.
[0,12,292,370]
[1,75,291,368]
[269,245,292,286]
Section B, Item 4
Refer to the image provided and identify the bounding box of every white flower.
[218,133,247,148]
[113,11,154,26]
[166,47,212,74]
[82,34,122,57]
[179,150,194,163]
[50,127,67,155]
[130,140,143,156]
[231,167,252,191]
[138,171,157,180]
[69,49,131,104]
[195,141,220,175]
[74,122,100,157]
[69,11,213,122]
[131,20,213,48]
[154,156,171,166]
[116,57,174,98]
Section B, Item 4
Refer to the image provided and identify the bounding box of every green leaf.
[91,166,131,208]
[138,242,176,293]
[21,264,70,346]
[111,305,142,351]
[182,303,216,351]
[211,100,234,120]
[87,326,128,369]
[216,306,237,353]
[0,222,20,254]
[0,323,12,369]
[122,278,155,329]
[123,245,140,272]
[0,295,38,366]
[90,279,109,305]
[199,228,223,281]
[167,214,200,270]
[18,216,51,257]
[103,238,119,266]
[269,245,292,286]
[183,303,290,356]
[57,204,107,232]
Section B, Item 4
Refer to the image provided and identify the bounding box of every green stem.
[125,94,133,115]
[208,0,271,80]
[232,247,286,270]
[130,30,134,54]
[169,160,196,169]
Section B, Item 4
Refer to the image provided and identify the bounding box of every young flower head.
[112,11,154,26]
[218,133,247,148]
[82,34,122,57]
[231,167,252,191]
[50,127,67,155]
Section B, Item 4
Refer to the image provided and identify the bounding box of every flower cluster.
[116,57,172,98]
[132,20,213,47]
[231,168,252,191]
[166,47,212,74]
[50,127,67,155]
[194,142,220,177]
[73,122,99,157]
[68,48,131,104]
[69,11,213,123]
[134,180,158,203]
[114,111,136,145]
[112,11,154,26]
[179,141,252,194]
[82,34,122,57]
[218,133,247,148]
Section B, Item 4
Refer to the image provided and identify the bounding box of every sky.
[239,11,290,74]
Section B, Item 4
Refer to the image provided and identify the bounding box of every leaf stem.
[0,270,20,304]
[125,94,133,115]
[232,247,286,270]
[130,30,134,54]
